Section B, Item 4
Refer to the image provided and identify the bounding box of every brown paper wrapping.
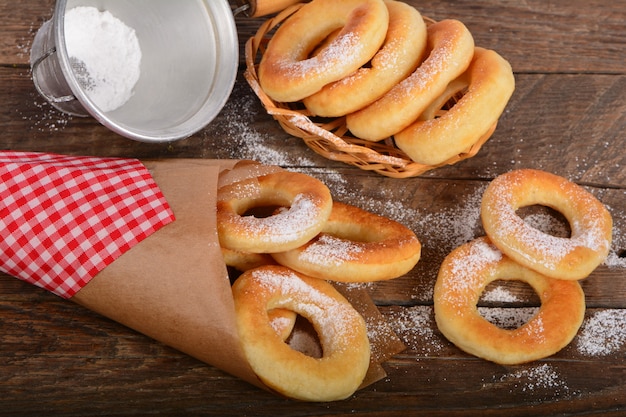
[72,159,405,396]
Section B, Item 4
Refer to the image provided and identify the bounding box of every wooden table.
[1,0,625,415]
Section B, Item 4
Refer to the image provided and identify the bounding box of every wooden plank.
[0,0,624,414]
[3,0,625,74]
[1,290,624,415]
[1,67,625,187]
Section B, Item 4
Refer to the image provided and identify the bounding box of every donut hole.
[242,204,286,218]
[284,314,324,358]
[516,205,571,238]
[478,280,540,330]
[439,86,467,114]
[417,81,468,121]
[226,265,242,284]
[324,223,379,243]
[268,307,324,358]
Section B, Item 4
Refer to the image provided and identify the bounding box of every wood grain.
[0,0,624,415]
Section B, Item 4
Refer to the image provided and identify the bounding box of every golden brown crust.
[216,171,333,253]
[394,47,515,165]
[481,169,613,280]
[258,0,389,102]
[346,19,475,141]
[434,237,586,364]
[302,1,427,117]
[271,201,421,282]
[232,265,370,401]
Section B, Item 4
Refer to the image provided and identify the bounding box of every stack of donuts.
[434,169,613,365]
[257,0,515,166]
[216,162,421,401]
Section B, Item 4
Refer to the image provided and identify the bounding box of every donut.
[302,1,427,117]
[257,0,389,103]
[271,202,421,282]
[481,169,613,280]
[346,19,475,141]
[434,237,585,364]
[232,265,370,401]
[216,171,333,253]
[394,47,515,165]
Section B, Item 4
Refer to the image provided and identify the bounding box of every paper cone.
[14,157,405,397]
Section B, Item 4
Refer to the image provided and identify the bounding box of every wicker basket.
[244,4,495,178]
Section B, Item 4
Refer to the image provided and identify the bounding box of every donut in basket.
[245,0,515,178]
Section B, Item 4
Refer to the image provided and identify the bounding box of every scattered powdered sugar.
[478,307,539,330]
[576,309,626,356]
[604,246,626,268]
[298,234,363,267]
[206,91,317,166]
[384,306,445,354]
[345,183,486,251]
[15,19,73,134]
[16,21,36,59]
[522,212,570,238]
[64,7,141,112]
[497,363,573,396]
[481,285,521,303]
[604,201,626,268]
[328,183,487,301]
[18,96,73,133]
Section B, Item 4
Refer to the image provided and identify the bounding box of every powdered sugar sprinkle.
[576,309,626,356]
[299,234,363,267]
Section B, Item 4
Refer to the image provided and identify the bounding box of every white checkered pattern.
[0,152,175,298]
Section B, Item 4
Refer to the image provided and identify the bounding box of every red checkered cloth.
[0,151,175,298]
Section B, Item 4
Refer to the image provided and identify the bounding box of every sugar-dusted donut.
[258,0,389,103]
[481,169,613,280]
[302,1,427,117]
[394,47,515,165]
[216,171,333,253]
[272,202,421,282]
[346,19,475,141]
[232,265,370,401]
[434,237,585,364]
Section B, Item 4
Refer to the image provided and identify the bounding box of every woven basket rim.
[243,3,494,179]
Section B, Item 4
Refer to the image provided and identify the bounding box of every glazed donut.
[232,265,370,401]
[346,19,475,141]
[302,1,427,117]
[434,237,585,364]
[258,0,389,103]
[394,47,515,165]
[481,169,613,280]
[216,171,333,253]
[272,202,421,282]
